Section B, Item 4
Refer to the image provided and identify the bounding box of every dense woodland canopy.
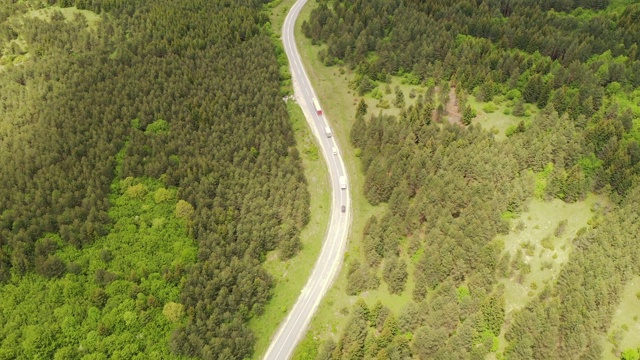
[305,0,640,359]
[0,0,309,358]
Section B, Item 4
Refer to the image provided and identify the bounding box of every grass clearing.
[359,77,427,119]
[466,96,529,141]
[601,276,640,359]
[493,194,605,356]
[498,194,603,314]
[249,100,331,359]
[27,6,100,29]
[266,0,291,35]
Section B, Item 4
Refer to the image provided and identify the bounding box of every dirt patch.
[446,86,463,126]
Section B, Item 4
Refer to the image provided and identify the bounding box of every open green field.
[602,276,640,359]
[249,100,331,358]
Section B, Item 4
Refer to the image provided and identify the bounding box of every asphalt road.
[263,0,351,359]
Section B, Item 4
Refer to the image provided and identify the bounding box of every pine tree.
[462,105,477,125]
[356,98,368,118]
[513,99,525,117]
[394,86,405,108]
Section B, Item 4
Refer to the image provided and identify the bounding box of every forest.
[0,0,309,358]
[302,0,640,359]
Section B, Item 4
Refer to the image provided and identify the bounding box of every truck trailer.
[312,98,323,116]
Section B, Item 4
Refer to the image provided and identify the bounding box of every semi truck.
[312,98,323,115]
[339,176,347,190]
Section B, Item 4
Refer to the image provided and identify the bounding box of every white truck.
[339,176,347,190]
[325,126,332,138]
[313,98,323,116]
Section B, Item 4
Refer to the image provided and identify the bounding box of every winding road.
[263,0,351,359]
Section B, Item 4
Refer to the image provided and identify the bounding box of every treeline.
[0,0,309,358]
[304,0,640,75]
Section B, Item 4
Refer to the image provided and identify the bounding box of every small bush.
[505,89,521,100]
[371,88,383,99]
[540,236,555,250]
[554,219,568,237]
[483,102,498,113]
[376,99,390,109]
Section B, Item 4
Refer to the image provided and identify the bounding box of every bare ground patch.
[446,86,463,126]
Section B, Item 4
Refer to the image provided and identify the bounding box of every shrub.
[540,236,555,250]
[554,219,568,237]
[376,99,390,109]
[371,88,383,99]
[505,89,521,100]
[482,102,498,113]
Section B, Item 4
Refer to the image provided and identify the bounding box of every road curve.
[263,0,351,359]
